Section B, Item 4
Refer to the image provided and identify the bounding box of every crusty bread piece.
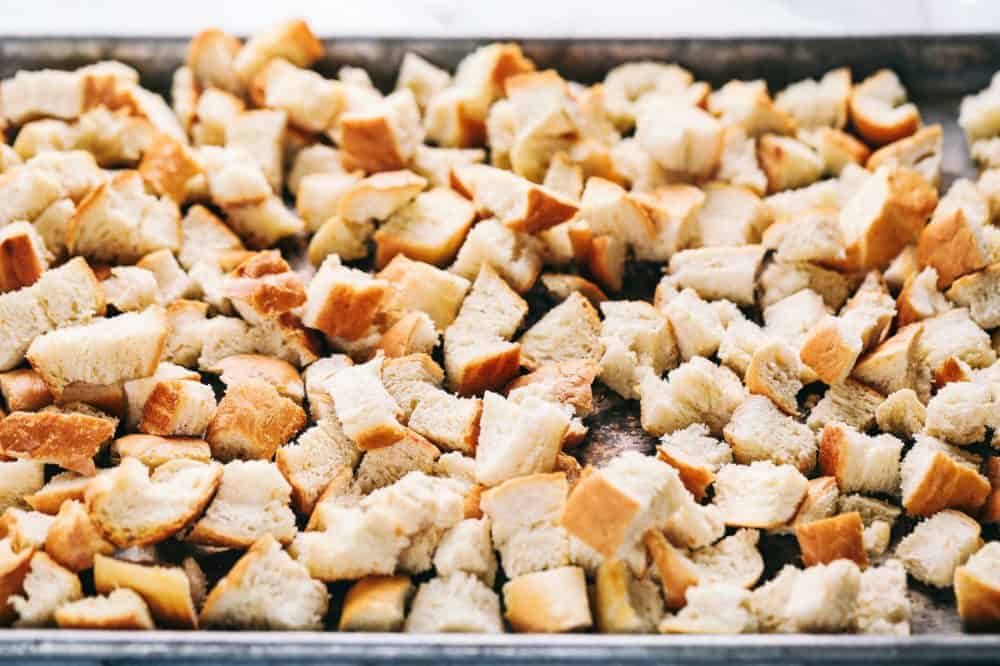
[188,460,296,548]
[656,424,732,501]
[323,356,407,451]
[806,380,885,432]
[856,560,911,635]
[222,250,305,324]
[232,19,321,87]
[444,266,528,395]
[744,342,804,416]
[138,132,202,203]
[758,134,823,193]
[374,187,476,268]
[112,434,211,468]
[562,451,687,561]
[225,109,286,192]
[93,553,198,628]
[636,99,722,179]
[795,511,866,567]
[251,57,343,133]
[712,461,808,529]
[433,517,497,585]
[0,538,33,625]
[668,245,765,307]
[601,61,694,130]
[660,583,757,634]
[709,78,794,137]
[503,566,592,633]
[685,528,764,589]
[67,171,180,264]
[759,260,853,312]
[748,564,801,633]
[177,205,244,271]
[918,308,996,379]
[200,534,328,630]
[55,588,154,630]
[849,70,920,145]
[138,379,216,438]
[215,354,303,403]
[224,196,305,249]
[507,359,597,419]
[295,171,362,232]
[947,263,1000,329]
[43,499,112,572]
[868,124,943,187]
[852,323,928,401]
[799,296,896,386]
[21,471,84,515]
[0,369,52,412]
[288,144,344,196]
[122,362,200,429]
[628,183,705,260]
[875,388,926,438]
[955,541,1000,629]
[0,222,49,294]
[716,128,768,196]
[396,51,450,111]
[206,380,305,461]
[819,422,902,494]
[355,430,441,494]
[86,457,222,548]
[337,170,426,225]
[896,509,982,588]
[658,287,724,362]
[799,127,871,176]
[924,380,995,445]
[338,575,414,632]
[449,217,544,295]
[723,395,815,473]
[0,508,53,552]
[475,392,568,486]
[784,559,861,633]
[593,559,664,634]
[302,255,388,341]
[773,475,840,537]
[336,90,423,173]
[277,416,360,516]
[598,300,678,400]
[100,266,158,313]
[405,572,503,633]
[919,210,989,291]
[644,528,700,609]
[197,144,269,208]
[186,28,242,94]
[377,255,471,333]
[900,435,990,517]
[27,306,168,398]
[762,207,844,266]
[517,291,603,370]
[0,408,115,476]
[8,551,82,627]
[639,358,746,437]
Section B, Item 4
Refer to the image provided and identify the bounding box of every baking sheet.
[0,34,997,663]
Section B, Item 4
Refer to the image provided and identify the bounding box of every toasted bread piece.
[355,430,441,494]
[200,534,327,630]
[900,435,990,517]
[562,451,686,561]
[849,70,920,145]
[712,461,808,529]
[955,541,1000,629]
[798,127,871,176]
[226,108,287,191]
[336,89,424,173]
[795,511,866,567]
[744,342,804,416]
[723,395,815,473]
[785,559,861,633]
[21,471,84,515]
[660,582,756,635]
[323,356,407,451]
[593,559,664,633]
[43,500,113,572]
[0,508,52,552]
[55,588,154,630]
[503,566,592,633]
[645,529,700,609]
[404,572,503,633]
[215,354,302,404]
[276,416,360,516]
[919,308,996,379]
[774,68,851,130]
[475,393,568,486]
[868,124,943,187]
[0,409,115,476]
[252,58,343,133]
[138,380,216,438]
[331,575,414,635]
[111,434,210,469]
[232,20,322,85]
[598,300,678,400]
[0,222,50,294]
[433,518,497,585]
[302,255,388,341]
[799,292,896,385]
[716,128,768,195]
[517,292,602,370]
[709,79,795,137]
[656,424,732,501]
[93,554,198,628]
[374,187,476,268]
[896,509,982,588]
[186,28,242,93]
[0,538,33,625]
[924,380,995,445]
[27,306,168,399]
[852,323,928,401]
[636,99,722,179]
[818,423,902,494]
[0,369,52,412]
[207,380,305,461]
[86,458,222,548]
[638,358,746,437]
[758,134,823,193]
[876,389,926,438]
[659,287,725,362]
[68,171,180,264]
[948,263,1000,329]
[8,551,82,627]
[668,245,765,307]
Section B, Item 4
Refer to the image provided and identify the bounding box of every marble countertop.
[6,0,999,36]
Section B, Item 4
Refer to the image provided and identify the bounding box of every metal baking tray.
[1,34,999,664]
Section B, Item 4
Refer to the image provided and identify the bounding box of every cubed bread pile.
[2,19,1000,636]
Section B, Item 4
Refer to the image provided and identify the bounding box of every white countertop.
[7,0,1000,36]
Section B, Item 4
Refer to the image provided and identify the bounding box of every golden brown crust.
[0,410,115,476]
[867,124,942,171]
[506,186,579,235]
[339,115,407,174]
[561,467,641,559]
[339,574,413,631]
[645,529,699,610]
[138,132,203,202]
[93,554,198,629]
[54,590,156,630]
[308,276,388,341]
[0,370,53,412]
[918,209,989,289]
[23,474,92,515]
[111,434,212,468]
[452,343,522,397]
[903,449,991,517]
[0,229,46,293]
[934,356,974,388]
[377,312,431,358]
[818,424,846,483]
[226,251,308,317]
[980,457,1000,525]
[795,511,867,567]
[799,318,859,385]
[503,566,592,634]
[44,500,114,572]
[656,447,714,502]
[505,360,598,416]
[206,382,306,462]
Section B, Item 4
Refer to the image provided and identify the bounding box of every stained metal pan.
[0,34,998,663]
